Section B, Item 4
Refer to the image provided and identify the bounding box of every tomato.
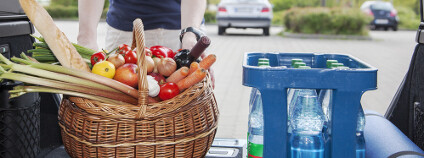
[124,50,137,64]
[117,44,131,55]
[92,61,116,78]
[150,45,174,58]
[90,52,106,66]
[159,82,180,100]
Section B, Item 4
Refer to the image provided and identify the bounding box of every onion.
[157,58,177,77]
[152,57,161,73]
[145,56,154,73]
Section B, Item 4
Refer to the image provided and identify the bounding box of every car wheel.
[263,27,270,36]
[218,27,226,35]
[393,25,398,31]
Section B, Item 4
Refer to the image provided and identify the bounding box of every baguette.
[19,0,90,72]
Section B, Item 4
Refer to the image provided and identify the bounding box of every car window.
[370,2,393,11]
[360,1,378,10]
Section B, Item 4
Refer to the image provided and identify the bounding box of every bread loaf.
[19,0,90,72]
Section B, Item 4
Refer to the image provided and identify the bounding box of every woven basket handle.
[132,19,149,120]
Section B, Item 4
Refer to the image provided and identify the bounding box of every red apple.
[148,72,166,85]
[114,63,138,88]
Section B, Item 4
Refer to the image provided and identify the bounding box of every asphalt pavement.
[37,21,417,139]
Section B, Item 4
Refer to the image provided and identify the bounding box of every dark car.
[360,1,399,31]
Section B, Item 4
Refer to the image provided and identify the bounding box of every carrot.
[189,62,199,75]
[199,54,216,70]
[148,96,159,103]
[177,68,207,91]
[166,66,189,83]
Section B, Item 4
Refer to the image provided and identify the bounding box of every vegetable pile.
[9,38,216,105]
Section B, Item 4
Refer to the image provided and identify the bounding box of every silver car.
[216,0,273,36]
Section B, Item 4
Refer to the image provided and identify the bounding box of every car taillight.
[390,10,397,17]
[218,7,227,12]
[367,9,374,16]
[261,7,270,12]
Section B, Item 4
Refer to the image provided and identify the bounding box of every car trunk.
[222,2,266,18]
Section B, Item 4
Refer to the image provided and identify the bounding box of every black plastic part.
[385,43,424,150]
[0,12,45,158]
[0,82,41,158]
[36,93,63,158]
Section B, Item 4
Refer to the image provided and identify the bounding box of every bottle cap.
[330,63,344,68]
[293,62,306,68]
[326,60,338,68]
[291,59,303,67]
[258,58,269,63]
[258,61,270,67]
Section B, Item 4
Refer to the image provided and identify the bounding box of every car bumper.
[217,17,271,28]
[370,17,398,27]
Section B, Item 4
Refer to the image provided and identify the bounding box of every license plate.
[375,19,389,24]
[235,7,252,13]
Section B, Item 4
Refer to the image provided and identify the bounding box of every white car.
[216,0,273,36]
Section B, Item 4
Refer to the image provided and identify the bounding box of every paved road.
[39,21,417,139]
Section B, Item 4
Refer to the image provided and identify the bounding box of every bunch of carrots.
[169,54,216,91]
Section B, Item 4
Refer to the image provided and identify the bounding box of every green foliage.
[50,0,77,7]
[283,7,371,35]
[272,11,285,26]
[45,5,78,19]
[271,0,321,11]
[46,0,109,19]
[397,6,420,30]
[204,10,217,24]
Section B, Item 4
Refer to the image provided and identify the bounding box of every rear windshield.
[371,2,393,11]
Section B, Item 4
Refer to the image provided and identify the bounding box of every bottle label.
[248,142,263,158]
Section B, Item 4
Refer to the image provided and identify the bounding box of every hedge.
[45,5,108,19]
[204,10,216,24]
[284,7,372,35]
[397,6,420,30]
[45,5,78,19]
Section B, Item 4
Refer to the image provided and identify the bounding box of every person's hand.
[181,32,197,50]
[77,34,98,51]
[181,33,215,88]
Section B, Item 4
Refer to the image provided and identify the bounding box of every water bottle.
[291,59,303,68]
[248,90,264,158]
[326,60,338,68]
[247,58,269,158]
[290,95,325,158]
[356,107,366,158]
[319,60,338,140]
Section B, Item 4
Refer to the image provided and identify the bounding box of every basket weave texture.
[58,19,219,157]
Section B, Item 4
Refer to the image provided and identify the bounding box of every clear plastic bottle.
[247,58,269,158]
[319,63,366,158]
[290,95,325,158]
[356,107,366,158]
[248,90,264,158]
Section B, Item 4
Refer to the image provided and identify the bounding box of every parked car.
[216,0,273,36]
[360,1,399,31]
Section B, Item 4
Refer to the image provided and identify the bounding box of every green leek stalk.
[10,86,126,105]
[11,57,139,98]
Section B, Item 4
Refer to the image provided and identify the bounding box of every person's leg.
[105,24,133,51]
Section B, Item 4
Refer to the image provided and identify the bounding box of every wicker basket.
[58,19,219,158]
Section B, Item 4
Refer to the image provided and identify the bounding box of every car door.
[385,0,424,150]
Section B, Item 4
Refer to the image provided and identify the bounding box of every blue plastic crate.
[242,52,377,158]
